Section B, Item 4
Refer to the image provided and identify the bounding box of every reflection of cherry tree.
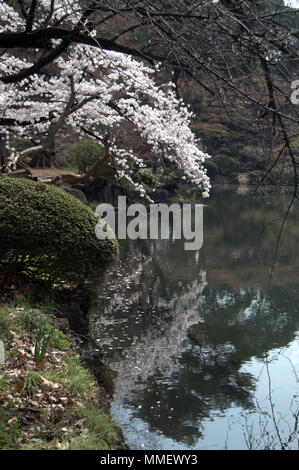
[113,275,207,396]
[90,239,258,444]
[91,243,207,401]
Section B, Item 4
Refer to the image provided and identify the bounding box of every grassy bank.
[0,300,124,450]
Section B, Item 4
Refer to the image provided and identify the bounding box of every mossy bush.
[0,177,118,288]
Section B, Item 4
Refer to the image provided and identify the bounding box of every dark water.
[90,187,299,450]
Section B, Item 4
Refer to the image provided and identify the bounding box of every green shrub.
[0,177,118,288]
[68,139,136,190]
[95,159,138,192]
[95,158,118,183]
[211,155,241,175]
[67,139,105,174]
[137,168,159,187]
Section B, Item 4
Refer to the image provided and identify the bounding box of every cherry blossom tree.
[0,1,211,198]
[1,1,296,200]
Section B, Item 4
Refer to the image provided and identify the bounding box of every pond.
[90,187,299,450]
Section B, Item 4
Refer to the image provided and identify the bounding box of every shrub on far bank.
[67,139,105,174]
[211,154,241,175]
[0,177,118,289]
[67,139,135,190]
[204,160,219,177]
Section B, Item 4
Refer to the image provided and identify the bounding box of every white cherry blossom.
[0,2,211,197]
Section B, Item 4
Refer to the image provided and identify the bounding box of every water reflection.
[90,189,299,449]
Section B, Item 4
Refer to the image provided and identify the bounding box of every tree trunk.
[29,148,58,168]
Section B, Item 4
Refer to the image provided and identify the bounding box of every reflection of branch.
[240,349,298,450]
[268,193,296,284]
[265,359,285,450]
[286,400,299,448]
[281,351,299,383]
